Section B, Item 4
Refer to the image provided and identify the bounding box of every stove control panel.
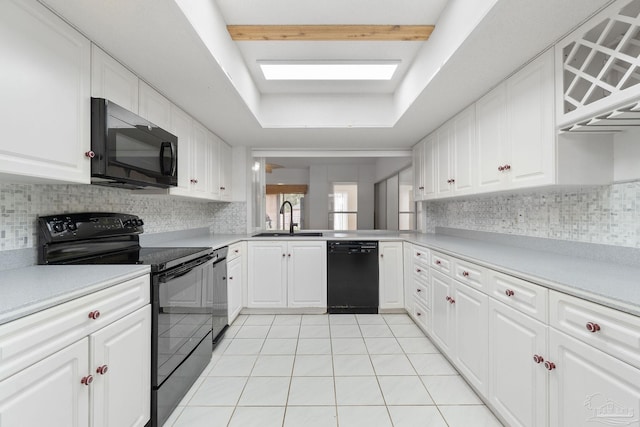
[38,212,144,242]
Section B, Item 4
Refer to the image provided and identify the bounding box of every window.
[265,185,307,231]
[329,183,358,230]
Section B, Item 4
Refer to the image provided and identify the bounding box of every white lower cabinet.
[379,241,404,310]
[247,241,327,309]
[0,338,89,427]
[227,256,243,324]
[488,299,548,427]
[430,271,455,356]
[0,276,150,427]
[548,328,640,427]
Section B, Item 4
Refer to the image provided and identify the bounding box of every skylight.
[259,62,399,81]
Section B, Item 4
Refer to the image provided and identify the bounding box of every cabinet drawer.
[412,246,430,267]
[227,241,244,262]
[411,280,429,307]
[550,291,640,370]
[412,299,430,331]
[453,259,487,293]
[0,274,149,381]
[413,262,429,283]
[430,251,452,275]
[489,271,547,322]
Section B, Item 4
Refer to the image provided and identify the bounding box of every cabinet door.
[422,135,437,199]
[451,105,476,195]
[91,45,139,113]
[190,121,210,197]
[0,338,89,427]
[430,271,454,356]
[91,306,151,427]
[454,282,489,397]
[412,141,425,201]
[287,241,327,308]
[219,141,233,201]
[247,242,287,308]
[227,256,243,324]
[507,49,555,189]
[168,105,193,194]
[379,242,404,310]
[138,81,171,130]
[548,328,640,427]
[488,299,547,427]
[435,123,453,197]
[0,0,90,184]
[403,243,415,312]
[208,132,221,200]
[476,84,508,193]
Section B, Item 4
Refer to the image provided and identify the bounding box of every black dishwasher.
[327,241,379,314]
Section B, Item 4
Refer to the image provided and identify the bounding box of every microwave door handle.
[160,142,176,176]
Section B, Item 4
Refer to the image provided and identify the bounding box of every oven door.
[153,256,214,388]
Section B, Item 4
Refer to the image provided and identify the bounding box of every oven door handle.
[157,256,214,283]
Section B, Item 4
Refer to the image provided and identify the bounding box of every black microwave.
[90,97,178,189]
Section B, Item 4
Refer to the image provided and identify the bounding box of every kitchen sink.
[252,232,324,237]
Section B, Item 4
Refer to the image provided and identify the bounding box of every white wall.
[307,163,376,230]
[614,128,640,182]
[265,168,310,185]
[374,157,412,182]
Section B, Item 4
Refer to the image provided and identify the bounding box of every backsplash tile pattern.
[0,184,246,252]
[422,181,640,248]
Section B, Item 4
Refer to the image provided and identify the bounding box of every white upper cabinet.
[476,83,508,192]
[450,105,476,195]
[219,141,233,201]
[168,105,193,195]
[436,121,453,197]
[91,45,139,113]
[0,0,91,184]
[208,133,222,200]
[138,81,171,130]
[413,135,436,201]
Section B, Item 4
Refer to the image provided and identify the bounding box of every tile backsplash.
[0,183,246,252]
[422,181,640,248]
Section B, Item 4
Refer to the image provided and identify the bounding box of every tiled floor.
[163,313,504,427]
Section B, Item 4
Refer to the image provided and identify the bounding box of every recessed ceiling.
[39,0,613,149]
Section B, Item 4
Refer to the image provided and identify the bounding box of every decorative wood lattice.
[561,0,640,114]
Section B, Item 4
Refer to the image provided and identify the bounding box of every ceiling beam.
[227,25,434,41]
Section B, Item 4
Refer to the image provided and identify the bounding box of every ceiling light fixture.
[259,61,399,81]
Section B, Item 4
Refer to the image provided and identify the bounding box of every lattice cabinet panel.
[557,0,640,129]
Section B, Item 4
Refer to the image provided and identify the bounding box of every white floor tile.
[337,406,392,427]
[377,376,434,405]
[172,406,234,427]
[243,314,275,325]
[301,314,329,325]
[389,323,426,338]
[383,314,415,325]
[396,337,439,354]
[224,325,241,338]
[231,314,248,326]
[267,325,300,339]
[330,324,362,338]
[208,355,257,376]
[212,337,231,355]
[439,405,504,427]
[189,377,247,406]
[251,355,295,376]
[329,314,357,324]
[364,338,404,354]
[224,338,264,355]
[161,404,184,426]
[260,338,298,355]
[408,353,458,375]
[238,376,290,406]
[356,314,387,325]
[293,355,333,376]
[299,325,331,338]
[420,376,483,405]
[288,377,336,405]
[283,406,338,427]
[273,314,302,325]
[360,324,394,338]
[202,354,221,375]
[335,376,385,405]
[331,337,367,354]
[333,354,375,376]
[370,354,417,375]
[228,406,285,427]
[176,377,205,406]
[387,406,448,427]
[235,325,270,339]
[296,338,332,354]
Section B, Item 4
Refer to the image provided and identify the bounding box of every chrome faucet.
[279,201,297,235]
